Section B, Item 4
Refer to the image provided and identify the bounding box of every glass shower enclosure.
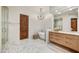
[1,6,8,52]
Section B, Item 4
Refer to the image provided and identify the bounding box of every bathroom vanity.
[49,31,79,52]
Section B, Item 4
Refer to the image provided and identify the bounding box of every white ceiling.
[8,6,78,16]
[50,6,78,16]
[8,6,50,14]
[16,6,50,14]
[19,6,78,16]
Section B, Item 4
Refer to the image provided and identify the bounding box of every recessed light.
[58,12,61,14]
[55,10,58,12]
[69,8,72,11]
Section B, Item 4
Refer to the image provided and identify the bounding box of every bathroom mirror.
[52,7,78,32]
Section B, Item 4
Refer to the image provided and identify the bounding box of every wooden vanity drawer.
[64,35,78,50]
[77,40,79,51]
[50,36,65,45]
[64,38,77,50]
[49,32,79,52]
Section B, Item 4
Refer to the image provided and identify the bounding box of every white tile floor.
[2,39,71,53]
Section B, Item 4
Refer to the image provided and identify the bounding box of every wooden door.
[20,14,28,40]
[71,18,77,31]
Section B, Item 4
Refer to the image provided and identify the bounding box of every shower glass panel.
[2,6,8,50]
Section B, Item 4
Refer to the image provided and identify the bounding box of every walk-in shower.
[1,6,8,52]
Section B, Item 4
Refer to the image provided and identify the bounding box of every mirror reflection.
[52,7,78,32]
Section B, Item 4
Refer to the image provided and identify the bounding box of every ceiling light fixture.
[37,8,44,20]
[69,8,73,11]
[55,10,58,12]
[58,12,61,14]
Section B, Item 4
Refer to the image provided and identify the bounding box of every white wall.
[40,13,53,32]
[8,7,41,44]
[8,6,53,44]
[0,6,2,52]
[62,14,78,32]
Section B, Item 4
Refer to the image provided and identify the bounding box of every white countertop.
[51,31,79,36]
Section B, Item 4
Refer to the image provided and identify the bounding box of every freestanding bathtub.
[38,32,46,40]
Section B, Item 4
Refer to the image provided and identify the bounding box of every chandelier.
[37,8,44,20]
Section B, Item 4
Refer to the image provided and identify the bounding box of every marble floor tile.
[2,39,71,53]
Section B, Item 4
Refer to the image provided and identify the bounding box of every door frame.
[20,14,29,40]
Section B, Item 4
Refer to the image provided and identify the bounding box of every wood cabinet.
[49,32,79,52]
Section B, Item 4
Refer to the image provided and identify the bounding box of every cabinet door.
[63,34,78,51]
[77,37,79,52]
[20,14,29,40]
[49,32,65,45]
